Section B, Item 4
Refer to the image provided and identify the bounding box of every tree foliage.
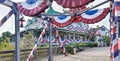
[103,35,110,46]
[20,31,35,49]
[0,31,14,50]
[0,41,14,50]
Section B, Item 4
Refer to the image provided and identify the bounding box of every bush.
[77,42,98,47]
[0,41,14,50]
[88,42,98,47]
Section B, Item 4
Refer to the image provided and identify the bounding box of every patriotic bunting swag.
[110,0,120,61]
[0,0,13,7]
[53,25,67,56]
[74,8,110,24]
[50,7,109,27]
[17,0,48,16]
[51,15,75,28]
[55,0,94,8]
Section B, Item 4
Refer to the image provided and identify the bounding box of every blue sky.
[0,0,110,36]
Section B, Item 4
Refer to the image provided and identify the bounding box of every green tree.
[20,31,35,49]
[0,37,3,43]
[0,41,14,50]
[0,32,14,50]
[1,31,13,42]
[103,35,110,46]
[0,37,14,50]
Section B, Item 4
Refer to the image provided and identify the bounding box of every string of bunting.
[27,23,67,61]
[110,0,120,61]
[41,38,82,44]
[0,10,13,27]
[52,25,67,56]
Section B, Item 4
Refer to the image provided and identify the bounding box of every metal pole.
[13,3,20,61]
[48,18,53,61]
[37,0,109,17]
[76,0,110,15]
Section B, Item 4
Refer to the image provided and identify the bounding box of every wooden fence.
[0,47,61,61]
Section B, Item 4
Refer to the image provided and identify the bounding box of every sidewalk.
[38,47,110,61]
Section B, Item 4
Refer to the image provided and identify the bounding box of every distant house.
[89,25,110,36]
[96,25,110,36]
[89,25,110,47]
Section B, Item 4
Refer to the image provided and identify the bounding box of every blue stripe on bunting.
[85,9,98,15]
[114,50,119,58]
[114,2,120,7]
[112,33,116,40]
[26,0,37,4]
[58,15,67,20]
[0,0,5,3]
[115,16,120,21]
[4,16,7,22]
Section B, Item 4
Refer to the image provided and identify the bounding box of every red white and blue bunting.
[61,39,68,44]
[53,25,67,56]
[51,15,75,28]
[74,8,109,24]
[0,0,13,7]
[67,39,74,43]
[27,23,48,61]
[46,39,57,43]
[115,1,120,21]
[110,0,120,61]
[27,24,67,61]
[17,0,48,16]
[55,0,94,8]
[0,10,13,27]
[75,40,81,43]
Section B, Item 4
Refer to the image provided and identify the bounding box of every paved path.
[38,47,110,61]
[53,47,110,61]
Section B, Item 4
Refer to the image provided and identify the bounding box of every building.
[89,25,110,46]
[24,18,90,44]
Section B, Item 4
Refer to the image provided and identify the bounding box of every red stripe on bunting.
[111,26,117,34]
[51,17,75,28]
[118,38,120,50]
[55,0,94,8]
[17,0,48,16]
[74,8,109,24]
[112,43,118,52]
[115,6,120,11]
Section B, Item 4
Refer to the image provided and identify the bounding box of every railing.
[0,47,61,61]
